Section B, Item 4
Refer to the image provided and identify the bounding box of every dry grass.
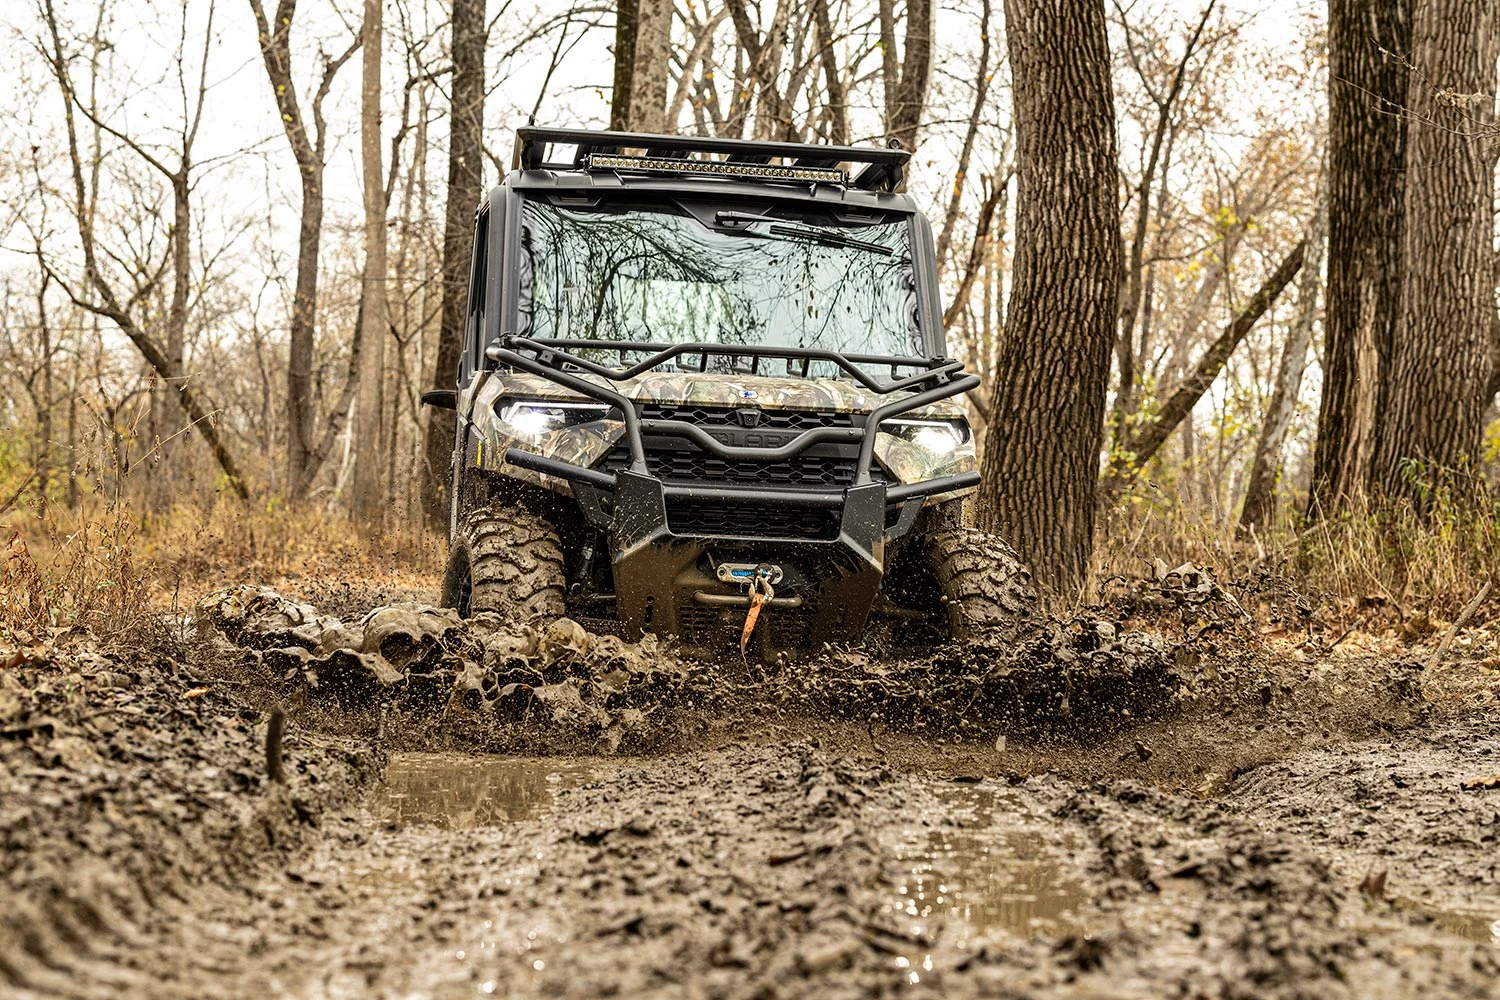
[135,498,445,597]
[2,503,167,649]
[1097,479,1499,618]
[2,495,446,651]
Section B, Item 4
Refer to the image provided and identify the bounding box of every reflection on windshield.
[518,199,921,368]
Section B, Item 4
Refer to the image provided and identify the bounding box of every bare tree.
[1102,239,1306,494]
[630,0,673,131]
[352,0,389,520]
[421,0,487,528]
[1239,170,1327,535]
[610,0,639,129]
[879,0,934,150]
[36,0,248,501]
[979,0,1120,600]
[1109,1,1217,447]
[247,0,363,499]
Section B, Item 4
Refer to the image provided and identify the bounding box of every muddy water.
[876,781,1092,985]
[374,752,599,829]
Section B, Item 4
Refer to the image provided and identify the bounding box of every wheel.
[926,528,1037,640]
[441,505,566,620]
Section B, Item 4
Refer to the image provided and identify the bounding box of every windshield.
[517,197,922,366]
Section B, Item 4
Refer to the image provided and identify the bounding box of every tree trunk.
[1310,0,1410,515]
[610,0,639,130]
[1239,176,1328,536]
[630,0,673,132]
[352,0,388,521]
[978,0,1120,603]
[248,0,361,499]
[886,0,934,151]
[421,0,486,530]
[1101,239,1306,495]
[1370,0,1498,502]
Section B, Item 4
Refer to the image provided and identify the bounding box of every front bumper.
[488,337,979,644]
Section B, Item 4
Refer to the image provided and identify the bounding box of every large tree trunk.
[1239,176,1328,536]
[1309,0,1410,515]
[420,0,486,529]
[630,0,674,132]
[610,0,639,130]
[978,0,1120,602]
[1370,0,1498,502]
[352,0,388,521]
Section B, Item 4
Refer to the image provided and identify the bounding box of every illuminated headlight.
[497,400,613,439]
[880,418,971,454]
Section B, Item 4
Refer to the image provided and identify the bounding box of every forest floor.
[3,567,1500,999]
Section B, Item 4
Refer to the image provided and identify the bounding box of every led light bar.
[584,153,846,185]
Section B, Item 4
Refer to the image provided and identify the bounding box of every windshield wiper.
[713,210,894,256]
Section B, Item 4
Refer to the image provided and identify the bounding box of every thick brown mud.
[4,585,1500,998]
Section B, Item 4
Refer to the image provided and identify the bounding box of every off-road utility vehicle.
[423,126,1034,655]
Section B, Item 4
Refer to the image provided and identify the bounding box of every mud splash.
[375,753,599,829]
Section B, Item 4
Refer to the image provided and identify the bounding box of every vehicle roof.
[491,126,917,213]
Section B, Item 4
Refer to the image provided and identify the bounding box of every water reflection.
[885,784,1090,944]
[375,753,596,830]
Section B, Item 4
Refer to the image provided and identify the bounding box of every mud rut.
[4,582,1500,999]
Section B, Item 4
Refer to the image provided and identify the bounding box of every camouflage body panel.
[467,369,977,494]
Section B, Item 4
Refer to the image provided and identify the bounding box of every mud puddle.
[375,752,600,829]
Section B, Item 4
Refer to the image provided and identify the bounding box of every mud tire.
[927,529,1037,641]
[442,506,566,620]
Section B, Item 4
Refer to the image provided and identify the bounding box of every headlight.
[879,417,970,455]
[496,399,613,439]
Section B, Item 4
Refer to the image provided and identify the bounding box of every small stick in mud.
[1422,580,1493,684]
[266,708,286,784]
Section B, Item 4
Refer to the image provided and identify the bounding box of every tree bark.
[1310,0,1410,515]
[421,0,487,529]
[1239,176,1327,536]
[630,0,674,132]
[610,0,639,130]
[1370,0,1498,502]
[352,0,389,521]
[978,0,1120,602]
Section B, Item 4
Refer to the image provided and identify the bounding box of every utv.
[423,126,1034,655]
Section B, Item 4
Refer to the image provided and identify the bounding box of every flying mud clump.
[193,586,701,747]
[192,569,1256,744]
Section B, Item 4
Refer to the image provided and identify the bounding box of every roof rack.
[512,126,908,192]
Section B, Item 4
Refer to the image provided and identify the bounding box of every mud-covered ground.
[3,576,1500,999]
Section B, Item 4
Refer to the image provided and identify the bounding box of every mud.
[3,584,1500,998]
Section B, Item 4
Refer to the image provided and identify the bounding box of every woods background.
[1,0,1497,607]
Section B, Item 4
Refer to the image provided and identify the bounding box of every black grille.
[665,498,839,540]
[640,405,854,430]
[605,447,859,489]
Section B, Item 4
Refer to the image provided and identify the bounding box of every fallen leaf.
[182,687,210,699]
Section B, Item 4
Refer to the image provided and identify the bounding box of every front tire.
[927,528,1037,640]
[441,506,566,620]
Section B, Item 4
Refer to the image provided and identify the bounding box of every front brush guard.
[484,336,980,641]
